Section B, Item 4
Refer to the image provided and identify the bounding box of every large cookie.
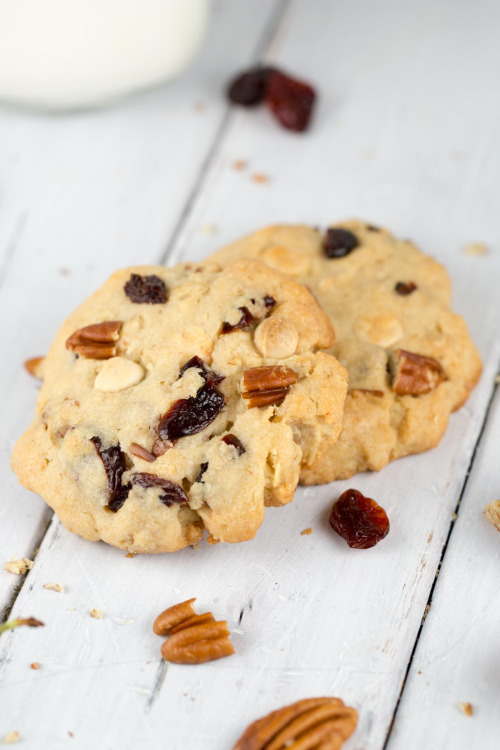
[211,221,482,482]
[12,259,347,552]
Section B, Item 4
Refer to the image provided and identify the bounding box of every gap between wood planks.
[382,370,500,749]
[0,0,290,701]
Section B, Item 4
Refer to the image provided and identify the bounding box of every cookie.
[210,221,482,482]
[12,259,347,552]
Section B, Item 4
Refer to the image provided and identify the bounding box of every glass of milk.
[0,0,209,111]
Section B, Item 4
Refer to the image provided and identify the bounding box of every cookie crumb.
[301,528,313,536]
[191,542,202,551]
[251,173,269,184]
[43,582,64,593]
[2,731,20,744]
[90,608,104,619]
[201,223,217,236]
[125,552,136,558]
[30,662,40,670]
[463,242,487,256]
[458,702,473,717]
[68,731,74,738]
[4,558,34,575]
[232,159,247,171]
[206,535,219,545]
[484,500,500,531]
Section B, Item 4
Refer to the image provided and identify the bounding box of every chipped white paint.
[0,1,499,749]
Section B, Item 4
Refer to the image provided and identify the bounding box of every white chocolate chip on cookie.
[254,317,299,359]
[354,314,404,348]
[94,357,145,392]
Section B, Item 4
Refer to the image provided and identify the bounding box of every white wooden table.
[1,1,499,747]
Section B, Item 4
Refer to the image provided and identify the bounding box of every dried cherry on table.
[329,489,390,549]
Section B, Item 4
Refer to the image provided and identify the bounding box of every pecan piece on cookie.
[241,365,297,408]
[390,349,447,395]
[66,321,121,359]
[129,443,156,463]
[232,696,358,750]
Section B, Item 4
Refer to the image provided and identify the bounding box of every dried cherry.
[395,281,417,296]
[159,383,225,442]
[90,437,131,512]
[180,356,224,384]
[263,295,276,308]
[124,273,167,304]
[221,434,246,455]
[227,66,276,106]
[266,70,316,132]
[221,307,255,334]
[329,489,389,549]
[130,473,188,507]
[195,462,209,483]
[323,228,359,259]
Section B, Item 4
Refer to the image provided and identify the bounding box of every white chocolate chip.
[94,357,144,392]
[262,246,310,276]
[254,317,299,359]
[354,314,404,348]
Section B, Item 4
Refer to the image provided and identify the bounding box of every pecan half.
[161,620,234,664]
[391,349,447,396]
[170,612,215,634]
[153,598,234,664]
[66,321,122,359]
[233,696,358,750]
[153,598,196,635]
[241,366,297,408]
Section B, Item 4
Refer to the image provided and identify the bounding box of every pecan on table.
[233,696,358,750]
[390,349,447,396]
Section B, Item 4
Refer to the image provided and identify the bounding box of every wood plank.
[386,386,500,750]
[0,0,284,614]
[1,0,499,748]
